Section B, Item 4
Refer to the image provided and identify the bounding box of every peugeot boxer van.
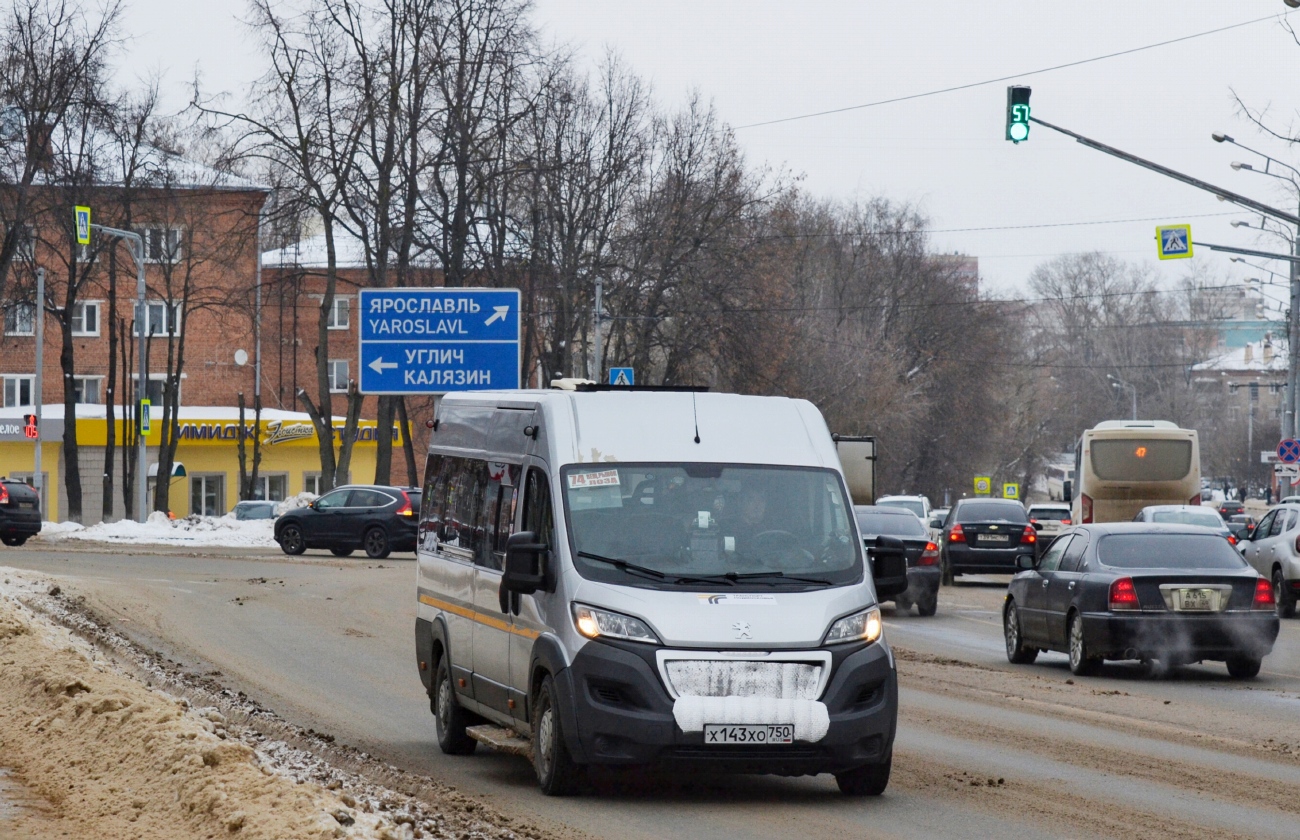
[413,385,904,795]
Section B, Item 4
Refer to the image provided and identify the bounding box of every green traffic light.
[1009,121,1029,142]
[1006,85,1032,144]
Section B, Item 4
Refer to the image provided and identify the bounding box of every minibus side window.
[522,467,555,550]
[490,465,523,569]
[443,457,488,555]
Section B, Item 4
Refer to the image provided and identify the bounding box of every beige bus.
[1070,421,1201,524]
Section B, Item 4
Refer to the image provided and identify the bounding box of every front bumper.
[554,638,897,774]
[1082,610,1279,661]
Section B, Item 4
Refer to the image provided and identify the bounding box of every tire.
[1226,655,1262,679]
[330,547,354,557]
[363,527,392,559]
[1274,569,1295,619]
[277,523,306,556]
[1,535,27,547]
[432,658,477,755]
[1067,612,1101,676]
[916,587,938,617]
[532,674,581,796]
[835,753,892,796]
[1003,600,1037,664]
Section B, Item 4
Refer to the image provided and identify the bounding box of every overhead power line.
[735,12,1289,130]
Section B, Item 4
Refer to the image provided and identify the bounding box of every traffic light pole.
[32,267,43,507]
[1027,114,1300,439]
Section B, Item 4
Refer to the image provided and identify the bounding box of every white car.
[877,495,934,540]
[1239,503,1300,618]
[1025,503,1072,548]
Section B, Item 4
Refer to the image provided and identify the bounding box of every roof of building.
[1192,337,1288,373]
[263,230,441,270]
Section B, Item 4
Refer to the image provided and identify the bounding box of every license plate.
[703,724,794,745]
[1176,588,1215,611]
[976,534,1006,543]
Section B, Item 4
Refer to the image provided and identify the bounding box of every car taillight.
[1019,525,1036,545]
[1187,495,1200,507]
[1227,534,1237,546]
[918,542,940,566]
[1029,517,1038,524]
[0,483,7,505]
[1253,577,1276,611]
[948,523,965,543]
[1109,577,1140,611]
[1081,494,1093,524]
[1061,519,1072,525]
[396,490,414,517]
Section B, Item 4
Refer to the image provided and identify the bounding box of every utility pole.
[32,267,43,508]
[1291,231,1299,439]
[592,278,604,383]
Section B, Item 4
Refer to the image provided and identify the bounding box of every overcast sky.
[121,0,1300,298]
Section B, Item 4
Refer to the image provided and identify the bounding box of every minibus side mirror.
[1062,480,1072,504]
[501,531,548,611]
[868,535,908,599]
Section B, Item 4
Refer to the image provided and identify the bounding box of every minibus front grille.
[664,661,823,700]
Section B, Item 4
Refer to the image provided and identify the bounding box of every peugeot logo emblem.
[732,621,752,640]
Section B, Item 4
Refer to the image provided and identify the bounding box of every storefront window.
[191,474,224,517]
[252,474,287,502]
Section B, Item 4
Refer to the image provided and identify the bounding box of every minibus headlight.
[824,607,883,645]
[571,603,659,644]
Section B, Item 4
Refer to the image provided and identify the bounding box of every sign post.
[358,288,521,394]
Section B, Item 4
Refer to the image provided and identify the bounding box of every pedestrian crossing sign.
[1156,224,1192,260]
[1003,483,1019,500]
[609,367,634,386]
[74,206,91,246]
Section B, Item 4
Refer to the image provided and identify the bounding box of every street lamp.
[1107,374,1137,421]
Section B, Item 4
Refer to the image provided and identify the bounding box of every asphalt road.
[5,543,1300,839]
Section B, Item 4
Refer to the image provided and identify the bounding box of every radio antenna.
[691,391,701,444]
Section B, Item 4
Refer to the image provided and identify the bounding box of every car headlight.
[824,607,883,645]
[571,603,659,644]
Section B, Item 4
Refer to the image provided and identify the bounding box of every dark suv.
[940,498,1036,583]
[274,485,420,559]
[0,477,42,546]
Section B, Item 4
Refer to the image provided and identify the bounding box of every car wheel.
[1,535,26,547]
[363,527,391,559]
[940,556,954,586]
[1226,655,1262,679]
[916,587,938,617]
[533,673,582,796]
[1274,569,1295,619]
[433,658,477,755]
[330,547,354,557]
[835,752,891,796]
[1003,600,1037,664]
[1067,612,1100,676]
[277,524,306,556]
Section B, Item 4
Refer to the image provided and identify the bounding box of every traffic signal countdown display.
[22,414,37,439]
[1006,86,1031,143]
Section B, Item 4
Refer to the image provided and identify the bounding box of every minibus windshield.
[562,463,862,590]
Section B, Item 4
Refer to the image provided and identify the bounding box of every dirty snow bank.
[37,510,279,548]
[0,579,404,838]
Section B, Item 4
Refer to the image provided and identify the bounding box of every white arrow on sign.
[368,357,398,374]
[484,305,509,326]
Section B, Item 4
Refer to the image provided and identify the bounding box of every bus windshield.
[1091,439,1192,482]
[561,463,861,590]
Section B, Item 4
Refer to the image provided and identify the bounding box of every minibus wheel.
[533,674,581,795]
[835,753,891,796]
[433,659,477,755]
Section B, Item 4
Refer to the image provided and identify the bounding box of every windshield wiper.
[673,571,832,587]
[577,551,666,580]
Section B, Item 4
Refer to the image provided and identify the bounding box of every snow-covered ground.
[36,494,316,548]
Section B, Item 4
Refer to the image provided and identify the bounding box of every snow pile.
[277,492,318,515]
[38,511,278,548]
[672,696,829,742]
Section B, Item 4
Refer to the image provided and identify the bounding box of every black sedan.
[0,477,42,546]
[940,498,1038,584]
[1003,523,1279,678]
[855,505,940,616]
[275,484,420,559]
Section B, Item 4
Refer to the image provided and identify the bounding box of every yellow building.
[0,406,402,522]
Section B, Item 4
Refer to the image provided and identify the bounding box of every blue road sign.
[358,288,521,394]
[1279,438,1300,464]
[609,367,634,386]
[1156,224,1192,260]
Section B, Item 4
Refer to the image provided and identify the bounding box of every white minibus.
[1071,421,1201,524]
